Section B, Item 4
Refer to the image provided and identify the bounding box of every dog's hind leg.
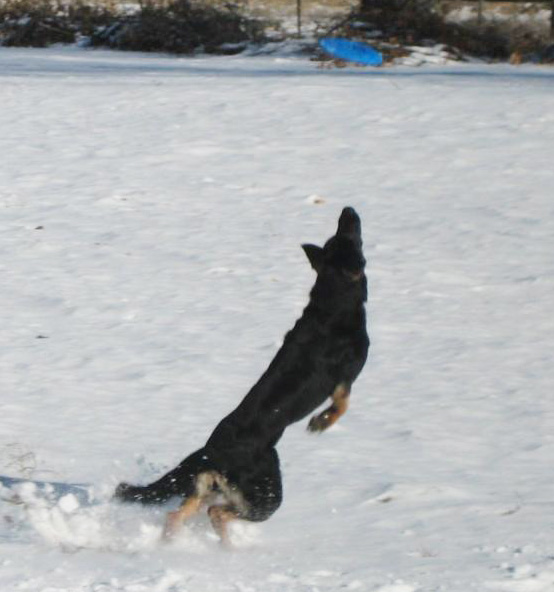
[207,505,239,547]
[206,448,282,546]
[162,471,219,540]
[307,383,350,433]
[163,494,204,540]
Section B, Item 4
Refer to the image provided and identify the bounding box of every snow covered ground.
[1,47,553,592]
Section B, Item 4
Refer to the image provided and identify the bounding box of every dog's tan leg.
[163,495,203,540]
[307,383,350,433]
[208,504,239,547]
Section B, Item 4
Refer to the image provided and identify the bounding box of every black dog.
[115,207,369,544]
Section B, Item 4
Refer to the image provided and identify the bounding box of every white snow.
[1,46,554,592]
[445,4,552,29]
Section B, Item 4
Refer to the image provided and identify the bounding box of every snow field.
[1,47,554,591]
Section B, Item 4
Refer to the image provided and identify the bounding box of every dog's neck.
[306,275,367,322]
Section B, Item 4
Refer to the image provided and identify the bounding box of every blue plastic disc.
[319,37,383,66]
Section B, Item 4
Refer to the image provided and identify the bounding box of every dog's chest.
[320,324,368,376]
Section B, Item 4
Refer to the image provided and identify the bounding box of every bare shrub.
[324,0,552,62]
[0,0,115,46]
[91,0,266,54]
[0,0,266,52]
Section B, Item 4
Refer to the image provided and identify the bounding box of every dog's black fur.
[115,207,369,538]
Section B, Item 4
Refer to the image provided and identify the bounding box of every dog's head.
[302,207,366,300]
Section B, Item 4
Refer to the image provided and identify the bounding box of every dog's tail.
[114,447,211,505]
[113,481,176,505]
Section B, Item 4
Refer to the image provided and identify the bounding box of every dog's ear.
[337,207,362,242]
[302,244,324,272]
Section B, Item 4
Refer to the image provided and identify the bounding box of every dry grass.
[0,443,37,479]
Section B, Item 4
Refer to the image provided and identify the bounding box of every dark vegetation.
[0,0,552,62]
[0,0,266,53]
[319,0,553,63]
[0,0,112,46]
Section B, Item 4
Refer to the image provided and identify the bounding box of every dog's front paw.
[307,413,329,433]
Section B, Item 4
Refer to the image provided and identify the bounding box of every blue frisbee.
[319,37,383,66]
